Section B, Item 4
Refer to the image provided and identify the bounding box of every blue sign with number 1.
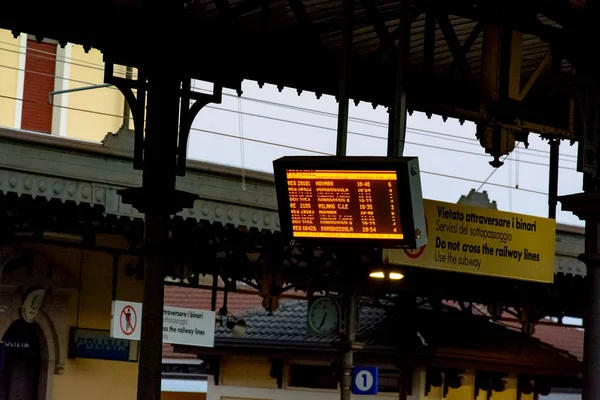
[352,366,379,395]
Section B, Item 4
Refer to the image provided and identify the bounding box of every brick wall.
[21,40,56,133]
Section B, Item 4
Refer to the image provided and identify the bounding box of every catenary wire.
[477,144,519,192]
[0,94,549,196]
[0,91,563,195]
[0,42,577,163]
[0,60,577,172]
[0,46,571,195]
[40,100,549,196]
[199,105,574,169]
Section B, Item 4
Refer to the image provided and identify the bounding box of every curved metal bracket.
[104,63,222,175]
[104,62,146,170]
[177,79,223,175]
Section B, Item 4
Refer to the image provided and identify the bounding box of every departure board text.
[285,170,403,240]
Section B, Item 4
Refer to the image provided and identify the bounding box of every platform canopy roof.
[0,0,592,138]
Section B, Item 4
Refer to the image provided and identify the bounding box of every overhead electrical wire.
[39,101,550,196]
[0,58,577,174]
[0,38,577,163]
[477,144,519,192]
[198,105,575,170]
[0,90,556,197]
[0,92,548,196]
[0,42,573,196]
[0,41,576,163]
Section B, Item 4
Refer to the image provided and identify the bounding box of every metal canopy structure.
[0,0,582,137]
[2,1,600,400]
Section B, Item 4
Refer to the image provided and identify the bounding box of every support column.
[138,73,180,400]
[336,0,354,156]
[341,293,357,400]
[336,2,356,399]
[559,198,600,400]
[560,83,600,400]
[121,66,133,129]
[582,223,600,400]
[548,139,560,219]
[117,70,199,400]
[387,24,409,157]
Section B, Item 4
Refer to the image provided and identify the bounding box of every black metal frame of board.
[272,156,427,250]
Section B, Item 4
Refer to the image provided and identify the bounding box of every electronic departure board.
[273,156,427,249]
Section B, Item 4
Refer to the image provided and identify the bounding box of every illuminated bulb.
[389,272,404,280]
[369,271,385,279]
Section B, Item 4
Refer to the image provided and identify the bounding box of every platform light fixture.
[369,269,404,281]
[389,272,404,280]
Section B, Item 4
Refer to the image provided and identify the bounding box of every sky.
[187,80,584,227]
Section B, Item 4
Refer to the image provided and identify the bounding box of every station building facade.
[0,26,589,400]
[164,286,584,400]
[0,29,128,141]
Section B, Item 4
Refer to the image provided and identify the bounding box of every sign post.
[383,199,556,283]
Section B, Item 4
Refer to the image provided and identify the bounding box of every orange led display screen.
[286,170,403,240]
[273,156,427,249]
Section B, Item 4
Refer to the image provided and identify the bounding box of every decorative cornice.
[0,127,280,231]
[0,127,587,275]
[0,168,281,231]
[555,255,587,277]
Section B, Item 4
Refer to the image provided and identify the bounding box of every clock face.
[308,297,340,335]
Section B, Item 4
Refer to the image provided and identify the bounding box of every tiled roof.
[484,318,585,362]
[213,299,387,343]
[534,324,584,361]
[204,298,580,375]
[164,285,265,313]
[162,287,585,367]
[463,301,585,362]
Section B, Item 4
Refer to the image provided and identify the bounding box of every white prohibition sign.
[354,370,375,392]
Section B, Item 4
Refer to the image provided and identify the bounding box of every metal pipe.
[341,293,357,400]
[122,66,133,128]
[583,219,600,400]
[387,24,410,157]
[337,3,355,397]
[136,73,181,400]
[211,270,218,312]
[548,139,560,219]
[335,0,354,157]
[48,83,113,104]
[111,255,119,301]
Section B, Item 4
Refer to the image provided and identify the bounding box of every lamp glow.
[369,271,385,279]
[389,272,404,280]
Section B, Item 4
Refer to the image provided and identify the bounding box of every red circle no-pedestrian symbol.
[120,305,137,336]
[404,215,428,259]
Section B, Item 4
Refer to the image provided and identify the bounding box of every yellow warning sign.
[383,199,556,283]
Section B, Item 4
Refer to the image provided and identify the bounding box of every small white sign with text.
[163,306,215,348]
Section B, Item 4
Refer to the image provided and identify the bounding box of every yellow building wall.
[162,393,206,400]
[29,243,143,400]
[0,33,129,141]
[0,29,20,128]
[218,356,542,400]
[437,373,534,400]
[66,45,125,142]
[445,372,475,400]
[220,356,278,389]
